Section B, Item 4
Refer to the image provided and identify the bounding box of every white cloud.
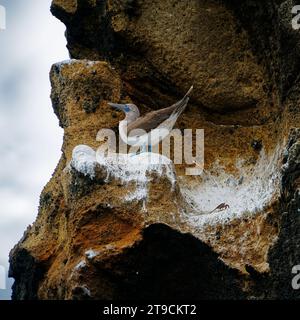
[0,0,68,299]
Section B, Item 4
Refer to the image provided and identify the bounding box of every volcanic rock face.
[9,0,300,299]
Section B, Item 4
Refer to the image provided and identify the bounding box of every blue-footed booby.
[108,86,193,152]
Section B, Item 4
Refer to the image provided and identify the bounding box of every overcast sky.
[0,0,68,299]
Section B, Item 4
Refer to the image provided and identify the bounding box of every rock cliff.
[9,0,300,299]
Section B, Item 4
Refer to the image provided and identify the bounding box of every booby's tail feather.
[171,85,193,119]
[184,85,194,98]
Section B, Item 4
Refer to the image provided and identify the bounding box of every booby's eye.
[124,105,131,113]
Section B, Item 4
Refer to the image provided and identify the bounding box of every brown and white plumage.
[108,86,193,150]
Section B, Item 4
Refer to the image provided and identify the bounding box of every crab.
[210,203,230,214]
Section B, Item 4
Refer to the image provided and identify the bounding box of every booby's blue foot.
[141,144,147,153]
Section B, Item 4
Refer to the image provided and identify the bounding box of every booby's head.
[108,103,140,118]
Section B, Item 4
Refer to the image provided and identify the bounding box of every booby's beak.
[108,103,126,111]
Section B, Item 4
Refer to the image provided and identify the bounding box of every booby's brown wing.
[127,105,176,134]
[127,86,193,134]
